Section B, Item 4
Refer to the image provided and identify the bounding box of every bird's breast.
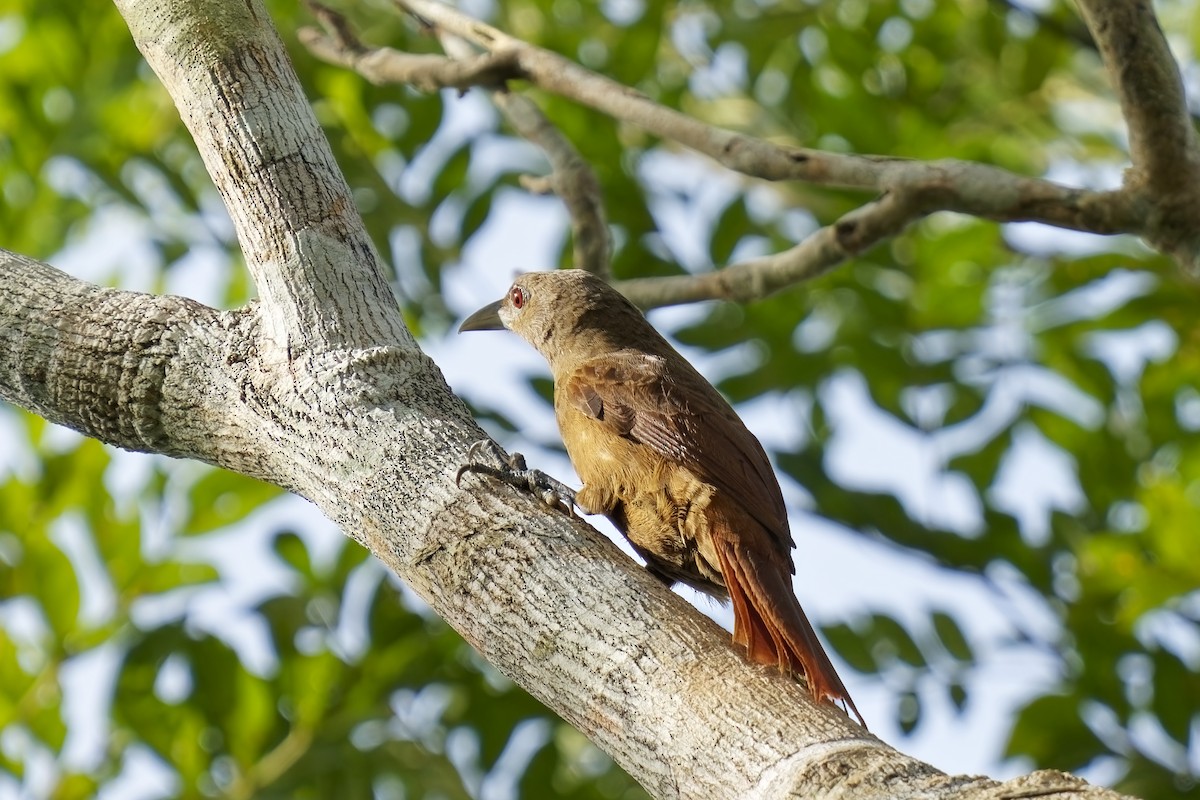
[556,403,663,492]
[554,401,726,595]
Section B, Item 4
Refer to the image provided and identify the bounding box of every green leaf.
[947,680,967,714]
[132,561,219,595]
[710,198,751,265]
[930,611,973,663]
[24,537,80,640]
[433,146,471,201]
[48,773,99,800]
[226,667,279,768]
[822,622,878,674]
[288,650,342,729]
[897,689,920,735]
[1006,694,1104,770]
[1151,648,1198,745]
[182,469,282,535]
[869,614,926,668]
[462,189,495,245]
[272,530,314,579]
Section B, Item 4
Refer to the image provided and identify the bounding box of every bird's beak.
[458,299,506,333]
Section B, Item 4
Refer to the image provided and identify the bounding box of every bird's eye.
[509,286,526,309]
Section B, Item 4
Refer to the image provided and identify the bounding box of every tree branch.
[302,0,1151,307]
[0,250,230,460]
[391,0,1144,226]
[1075,0,1200,270]
[301,2,611,277]
[493,92,611,276]
[11,241,1133,799]
[616,190,918,308]
[1075,0,1199,192]
[614,160,1152,308]
[115,0,406,351]
[435,31,611,277]
[298,2,521,92]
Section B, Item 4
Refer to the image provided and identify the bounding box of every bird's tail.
[715,539,866,728]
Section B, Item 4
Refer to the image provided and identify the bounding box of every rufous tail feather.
[716,539,866,728]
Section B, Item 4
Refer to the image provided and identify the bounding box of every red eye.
[509,286,526,309]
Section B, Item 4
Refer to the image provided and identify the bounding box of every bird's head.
[458,270,653,368]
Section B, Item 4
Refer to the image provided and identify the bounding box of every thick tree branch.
[4,244,1137,799]
[0,248,306,488]
[0,251,223,457]
[0,249,343,484]
[114,0,406,352]
[8,0,910,796]
[1075,0,1200,270]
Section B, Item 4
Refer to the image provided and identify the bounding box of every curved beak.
[458,299,505,333]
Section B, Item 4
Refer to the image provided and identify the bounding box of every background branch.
[302,2,610,276]
[615,191,918,308]
[1075,0,1200,270]
[390,0,1162,230]
[299,2,521,92]
[436,30,611,277]
[1075,0,1200,194]
[301,1,1152,308]
[493,92,611,276]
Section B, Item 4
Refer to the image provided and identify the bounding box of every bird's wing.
[563,350,793,554]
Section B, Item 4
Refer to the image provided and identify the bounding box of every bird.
[457,268,863,726]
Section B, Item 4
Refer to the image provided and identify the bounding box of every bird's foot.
[456,439,581,517]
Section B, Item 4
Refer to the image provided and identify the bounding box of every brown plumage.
[459,269,863,726]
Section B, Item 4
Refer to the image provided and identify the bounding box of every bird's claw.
[456,439,580,517]
[455,439,526,485]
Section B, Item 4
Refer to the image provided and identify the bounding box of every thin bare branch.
[302,3,611,276]
[615,190,919,309]
[299,2,520,92]
[393,0,876,186]
[616,160,1144,308]
[493,92,611,276]
[305,0,1156,303]
[382,0,1163,289]
[308,0,1200,293]
[437,33,611,276]
[519,175,555,194]
[391,0,1140,227]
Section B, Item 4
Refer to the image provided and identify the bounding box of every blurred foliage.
[2,0,1200,798]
